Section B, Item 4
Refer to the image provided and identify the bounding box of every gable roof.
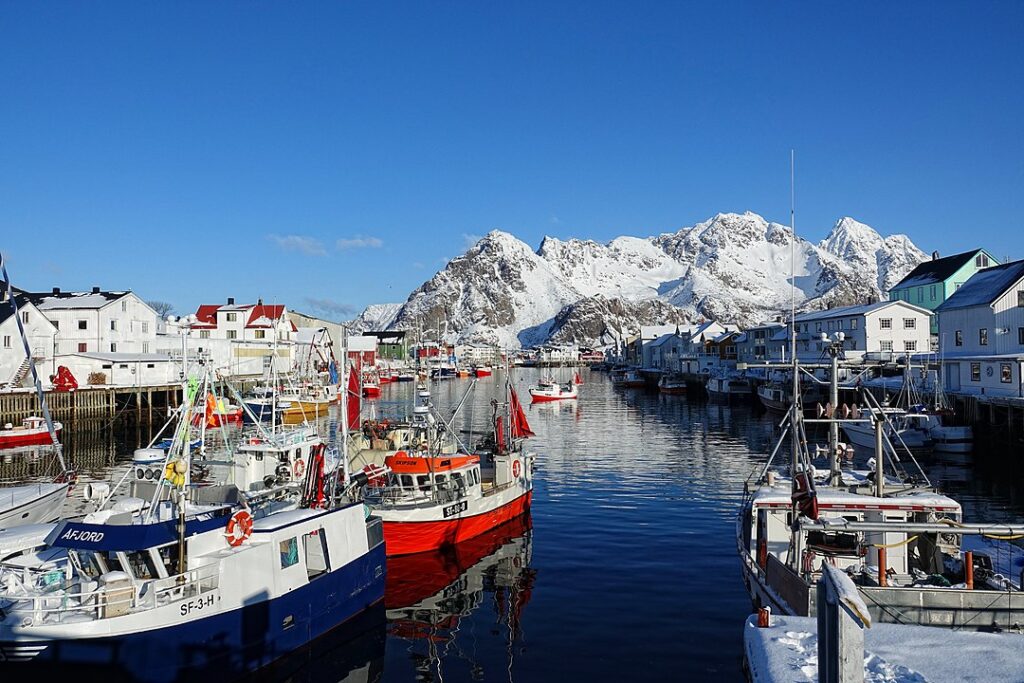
[246,304,285,328]
[936,259,1024,311]
[794,300,930,322]
[891,250,992,289]
[0,293,55,329]
[20,288,131,311]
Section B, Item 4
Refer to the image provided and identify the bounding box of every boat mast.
[340,323,349,487]
[0,254,68,474]
[789,150,800,481]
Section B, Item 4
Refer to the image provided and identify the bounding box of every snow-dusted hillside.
[350,303,403,332]
[378,211,927,347]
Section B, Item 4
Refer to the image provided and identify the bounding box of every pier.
[0,384,181,425]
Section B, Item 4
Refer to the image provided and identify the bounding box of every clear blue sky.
[2,2,1022,318]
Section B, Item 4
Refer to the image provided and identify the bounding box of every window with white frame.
[2,335,10,348]
[1001,363,1012,383]
[1019,328,1024,346]
[21,311,28,323]
[980,328,988,346]
[142,322,148,333]
[142,342,149,353]
[851,319,858,329]
[226,312,237,322]
[110,343,117,352]
[903,318,916,329]
[121,300,127,312]
[880,340,893,352]
[110,320,117,331]
[971,362,980,381]
[904,340,917,352]
[78,320,87,330]
[255,329,266,339]
[880,318,892,329]
[1018,291,1024,308]
[199,330,210,339]
[227,330,237,340]
[976,254,989,268]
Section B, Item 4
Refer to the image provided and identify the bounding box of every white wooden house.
[22,287,159,357]
[936,259,1024,398]
[0,292,58,388]
[792,301,931,362]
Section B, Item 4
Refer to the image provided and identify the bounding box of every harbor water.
[2,369,1022,681]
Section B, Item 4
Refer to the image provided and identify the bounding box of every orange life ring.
[225,510,253,547]
[512,460,521,478]
[293,458,306,478]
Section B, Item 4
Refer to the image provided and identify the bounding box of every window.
[827,321,834,331]
[976,254,989,268]
[226,312,237,322]
[227,330,237,340]
[1018,291,1024,308]
[121,300,127,312]
[110,320,117,331]
[955,330,963,347]
[118,363,128,369]
[199,330,210,339]
[815,322,822,332]
[904,340,917,352]
[303,530,330,580]
[2,335,9,349]
[837,319,844,330]
[78,320,87,330]
[880,318,892,329]
[146,363,155,369]
[980,328,988,346]
[279,538,299,569]
[142,322,149,333]
[110,343,117,352]
[78,342,87,352]
[1019,328,1024,346]
[52,320,59,329]
[903,318,916,329]
[255,329,266,339]
[880,340,893,352]
[850,319,858,330]
[971,362,981,382]
[21,311,28,323]
[1001,363,1012,384]
[802,324,808,333]
[142,342,149,354]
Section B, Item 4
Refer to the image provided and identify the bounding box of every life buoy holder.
[225,510,253,547]
[293,458,306,478]
[512,460,521,478]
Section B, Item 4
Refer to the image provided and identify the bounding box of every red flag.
[346,364,361,430]
[574,371,583,385]
[509,387,535,438]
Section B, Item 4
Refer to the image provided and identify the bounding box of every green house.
[889,249,998,334]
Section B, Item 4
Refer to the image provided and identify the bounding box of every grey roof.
[20,288,131,310]
[936,259,1024,311]
[648,333,682,348]
[891,250,991,289]
[794,300,928,322]
[0,292,37,326]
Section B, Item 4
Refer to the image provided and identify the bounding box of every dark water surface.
[4,369,1022,682]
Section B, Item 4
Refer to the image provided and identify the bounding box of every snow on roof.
[347,335,377,352]
[892,249,988,289]
[28,290,130,310]
[648,332,682,348]
[638,324,678,340]
[936,259,1024,311]
[794,300,929,322]
[246,304,285,328]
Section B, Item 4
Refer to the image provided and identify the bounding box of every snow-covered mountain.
[350,303,403,333]
[380,212,927,347]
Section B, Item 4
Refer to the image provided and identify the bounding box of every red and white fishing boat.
[362,369,381,398]
[361,386,536,556]
[0,416,62,449]
[473,365,493,378]
[528,378,578,402]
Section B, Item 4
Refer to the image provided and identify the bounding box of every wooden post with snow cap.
[817,564,870,683]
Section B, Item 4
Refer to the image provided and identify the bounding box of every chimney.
[91,286,100,294]
[932,250,940,260]
[52,287,60,295]
[257,297,264,306]
[227,297,235,305]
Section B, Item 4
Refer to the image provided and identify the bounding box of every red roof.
[195,304,221,325]
[246,304,285,328]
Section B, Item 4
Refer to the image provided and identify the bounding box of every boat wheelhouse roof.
[750,483,961,512]
[385,454,479,474]
[250,506,350,532]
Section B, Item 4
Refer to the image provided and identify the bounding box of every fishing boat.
[473,365,492,378]
[839,405,932,451]
[622,369,645,388]
[362,377,381,398]
[657,373,686,395]
[396,371,416,382]
[756,381,825,413]
[528,377,578,402]
[360,385,535,556]
[0,483,68,528]
[0,416,61,449]
[705,373,749,400]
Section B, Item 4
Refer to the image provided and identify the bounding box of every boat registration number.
[443,501,468,518]
[180,594,215,616]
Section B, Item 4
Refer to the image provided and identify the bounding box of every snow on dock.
[744,614,1024,682]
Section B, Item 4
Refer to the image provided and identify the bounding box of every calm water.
[3,369,1023,682]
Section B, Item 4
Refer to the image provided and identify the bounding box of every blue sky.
[2,2,1022,319]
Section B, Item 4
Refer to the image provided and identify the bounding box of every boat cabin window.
[417,475,430,490]
[400,474,414,488]
[452,472,465,489]
[280,537,299,569]
[304,530,330,580]
[435,474,447,485]
[123,550,161,580]
[69,549,106,579]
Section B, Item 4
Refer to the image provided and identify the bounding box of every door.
[945,362,961,391]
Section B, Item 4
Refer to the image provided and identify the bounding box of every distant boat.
[658,374,686,395]
[473,366,493,378]
[622,369,645,388]
[705,374,749,400]
[528,379,578,402]
[0,416,61,449]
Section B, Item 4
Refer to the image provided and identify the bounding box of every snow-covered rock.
[350,303,403,332]
[380,212,928,347]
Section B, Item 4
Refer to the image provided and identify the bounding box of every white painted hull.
[0,483,67,529]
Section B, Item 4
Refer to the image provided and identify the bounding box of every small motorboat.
[397,371,416,382]
[705,374,749,400]
[473,366,493,378]
[528,379,578,402]
[622,369,646,388]
[658,374,686,395]
[0,416,61,449]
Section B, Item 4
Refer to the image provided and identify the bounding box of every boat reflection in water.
[385,514,535,681]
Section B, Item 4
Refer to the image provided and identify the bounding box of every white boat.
[706,374,749,400]
[839,406,932,451]
[528,378,578,402]
[0,483,67,528]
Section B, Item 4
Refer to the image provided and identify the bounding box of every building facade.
[792,301,932,361]
[889,249,997,335]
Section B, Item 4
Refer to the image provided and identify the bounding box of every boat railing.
[2,562,220,625]
[364,481,462,507]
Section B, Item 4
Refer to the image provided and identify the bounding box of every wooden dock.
[0,384,182,425]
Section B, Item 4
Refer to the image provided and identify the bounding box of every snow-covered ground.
[744,614,1024,682]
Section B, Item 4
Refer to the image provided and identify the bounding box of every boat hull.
[381,491,532,557]
[0,483,67,528]
[529,389,577,402]
[0,543,386,679]
[362,385,381,398]
[0,427,61,449]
